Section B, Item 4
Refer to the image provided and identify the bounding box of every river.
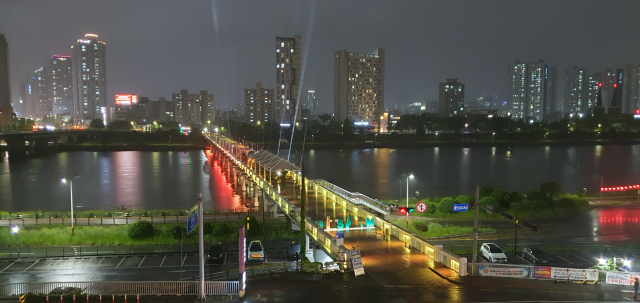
[1,144,640,212]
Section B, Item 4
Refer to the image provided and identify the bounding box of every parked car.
[247,240,264,262]
[480,243,508,263]
[521,247,550,264]
[207,242,224,263]
[286,240,301,260]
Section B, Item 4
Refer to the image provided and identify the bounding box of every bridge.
[0,129,132,158]
[205,133,467,276]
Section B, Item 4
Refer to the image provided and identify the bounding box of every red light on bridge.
[601,184,640,192]
[613,83,618,88]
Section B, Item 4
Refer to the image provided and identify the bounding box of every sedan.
[522,247,550,264]
[480,243,508,263]
[248,240,264,262]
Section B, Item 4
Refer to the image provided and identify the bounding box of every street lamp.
[11,225,18,250]
[402,174,414,227]
[61,175,79,235]
[375,133,378,142]
[492,132,495,142]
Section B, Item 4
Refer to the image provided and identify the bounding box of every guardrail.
[0,281,239,296]
[313,180,391,215]
[0,213,246,227]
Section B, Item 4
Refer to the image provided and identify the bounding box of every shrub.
[455,195,470,206]
[412,220,429,232]
[126,220,155,239]
[165,224,186,240]
[480,196,502,213]
[437,197,455,213]
[299,260,323,273]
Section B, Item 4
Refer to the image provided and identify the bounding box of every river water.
[1,144,640,212]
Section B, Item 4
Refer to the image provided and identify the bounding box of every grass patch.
[390,220,494,239]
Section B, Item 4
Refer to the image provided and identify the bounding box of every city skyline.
[1,1,640,116]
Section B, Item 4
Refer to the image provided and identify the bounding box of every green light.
[408,208,415,213]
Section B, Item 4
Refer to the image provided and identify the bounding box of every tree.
[89,119,105,129]
[107,120,133,130]
[437,197,455,213]
[540,181,561,199]
[342,118,354,136]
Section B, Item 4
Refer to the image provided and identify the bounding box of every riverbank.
[56,143,206,152]
[281,138,640,150]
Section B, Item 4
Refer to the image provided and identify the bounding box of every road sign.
[416,202,427,213]
[187,204,198,234]
[336,231,345,239]
[453,204,469,212]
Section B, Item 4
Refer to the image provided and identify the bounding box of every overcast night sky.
[1,0,640,113]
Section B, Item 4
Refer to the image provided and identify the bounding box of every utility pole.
[600,175,603,203]
[300,163,307,261]
[513,212,518,256]
[473,186,479,263]
[197,193,205,301]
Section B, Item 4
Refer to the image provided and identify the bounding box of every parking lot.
[466,250,640,271]
[0,249,295,283]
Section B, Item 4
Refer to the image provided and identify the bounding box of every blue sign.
[453,204,469,212]
[187,205,198,234]
[336,231,345,239]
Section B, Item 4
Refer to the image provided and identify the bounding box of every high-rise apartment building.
[25,67,50,119]
[307,90,317,115]
[50,55,73,117]
[546,67,557,115]
[173,90,215,126]
[333,48,385,125]
[507,60,556,121]
[622,64,640,114]
[564,66,588,116]
[145,97,175,123]
[586,72,600,112]
[244,82,274,123]
[275,36,301,125]
[438,79,465,116]
[0,34,13,122]
[71,34,107,122]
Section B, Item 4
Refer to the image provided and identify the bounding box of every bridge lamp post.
[11,225,19,250]
[61,175,79,236]
[402,174,414,227]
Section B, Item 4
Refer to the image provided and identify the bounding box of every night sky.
[1,0,639,113]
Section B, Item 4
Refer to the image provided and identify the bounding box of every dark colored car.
[287,241,301,260]
[207,242,224,263]
[522,247,550,264]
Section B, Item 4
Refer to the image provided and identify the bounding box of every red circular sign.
[416,202,427,213]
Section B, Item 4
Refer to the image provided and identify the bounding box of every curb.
[427,267,464,285]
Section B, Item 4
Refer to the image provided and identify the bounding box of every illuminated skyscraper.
[244,82,274,123]
[50,56,73,117]
[0,34,13,122]
[71,34,107,122]
[275,36,301,126]
[438,79,465,116]
[507,60,555,121]
[564,66,588,116]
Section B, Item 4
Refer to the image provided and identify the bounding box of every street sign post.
[416,202,427,213]
[187,204,198,235]
[453,204,469,212]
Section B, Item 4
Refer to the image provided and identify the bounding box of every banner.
[532,266,552,279]
[550,267,598,281]
[606,271,630,285]
[478,266,530,278]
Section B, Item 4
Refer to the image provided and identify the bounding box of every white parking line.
[23,260,40,272]
[138,256,146,268]
[553,254,573,264]
[572,254,592,263]
[159,255,167,267]
[181,255,187,266]
[223,253,227,264]
[97,257,105,265]
[115,257,126,268]
[0,262,15,273]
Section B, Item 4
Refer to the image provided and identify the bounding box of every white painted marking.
[138,256,146,268]
[115,257,126,268]
[553,254,573,264]
[572,254,591,263]
[181,254,187,266]
[23,260,39,272]
[159,255,167,267]
[0,262,15,273]
[97,257,105,265]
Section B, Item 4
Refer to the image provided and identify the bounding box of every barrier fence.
[0,281,239,296]
[0,243,200,259]
[0,213,247,227]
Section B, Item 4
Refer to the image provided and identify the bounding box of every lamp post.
[375,133,378,142]
[62,175,79,235]
[402,174,414,227]
[492,132,495,142]
[11,225,19,250]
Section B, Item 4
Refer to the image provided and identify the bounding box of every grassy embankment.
[390,220,494,239]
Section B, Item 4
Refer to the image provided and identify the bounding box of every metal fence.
[0,281,239,296]
[313,180,391,215]
[0,243,200,259]
[0,214,246,227]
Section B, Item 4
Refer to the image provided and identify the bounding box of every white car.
[481,243,508,263]
[247,240,264,262]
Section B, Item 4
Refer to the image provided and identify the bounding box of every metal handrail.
[313,180,391,214]
[0,281,239,296]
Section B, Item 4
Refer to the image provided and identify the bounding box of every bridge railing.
[0,281,239,296]
[313,180,391,215]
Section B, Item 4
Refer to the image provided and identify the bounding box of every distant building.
[172,90,215,127]
[334,48,385,128]
[438,79,465,116]
[26,67,50,119]
[275,36,301,125]
[425,100,439,113]
[564,66,588,116]
[306,90,317,116]
[0,34,13,122]
[585,72,601,113]
[144,97,174,123]
[49,56,73,118]
[622,64,640,114]
[244,82,274,123]
[507,60,556,121]
[405,102,426,115]
[71,34,107,122]
[476,94,499,110]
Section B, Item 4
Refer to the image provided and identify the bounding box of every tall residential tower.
[507,60,556,121]
[71,34,107,122]
[0,34,12,122]
[438,79,465,116]
[50,55,73,117]
[244,82,274,123]
[275,36,301,125]
[334,48,385,127]
[564,66,588,116]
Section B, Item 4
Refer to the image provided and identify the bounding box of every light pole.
[62,175,79,235]
[492,132,495,142]
[11,225,19,250]
[375,133,377,142]
[402,174,414,227]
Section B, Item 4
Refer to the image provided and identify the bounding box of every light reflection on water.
[0,150,242,212]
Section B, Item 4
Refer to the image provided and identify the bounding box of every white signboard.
[550,267,599,281]
[478,266,530,278]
